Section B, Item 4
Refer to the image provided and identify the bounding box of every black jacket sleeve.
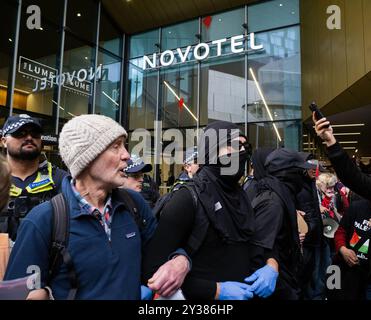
[142,188,218,299]
[249,191,285,270]
[296,182,321,245]
[327,142,371,201]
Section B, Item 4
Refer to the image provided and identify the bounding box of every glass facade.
[0,0,123,166]
[126,0,301,187]
[1,0,301,180]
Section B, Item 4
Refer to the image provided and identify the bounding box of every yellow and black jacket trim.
[10,162,56,197]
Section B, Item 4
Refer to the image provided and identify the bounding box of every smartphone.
[309,102,329,128]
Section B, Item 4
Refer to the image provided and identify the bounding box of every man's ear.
[1,136,7,149]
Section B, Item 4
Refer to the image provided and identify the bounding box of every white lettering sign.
[142,33,263,70]
[19,57,103,96]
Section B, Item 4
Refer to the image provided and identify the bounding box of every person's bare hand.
[312,112,336,146]
[147,255,190,297]
[320,205,328,214]
[26,289,49,300]
[340,247,359,267]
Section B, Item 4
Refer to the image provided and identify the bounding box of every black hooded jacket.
[296,175,323,247]
[142,121,255,299]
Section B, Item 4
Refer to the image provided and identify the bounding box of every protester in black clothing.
[331,199,371,299]
[296,153,326,299]
[143,121,278,300]
[243,147,274,202]
[313,114,371,201]
[249,148,318,299]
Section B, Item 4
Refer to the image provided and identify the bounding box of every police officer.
[0,114,67,240]
[172,147,199,191]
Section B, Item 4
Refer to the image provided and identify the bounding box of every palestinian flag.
[359,239,369,254]
[350,231,360,247]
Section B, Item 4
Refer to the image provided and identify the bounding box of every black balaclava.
[251,147,276,181]
[273,167,305,195]
[192,121,255,244]
[197,120,249,185]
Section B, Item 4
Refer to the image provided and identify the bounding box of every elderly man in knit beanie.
[4,114,190,300]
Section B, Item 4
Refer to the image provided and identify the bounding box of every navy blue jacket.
[4,176,157,300]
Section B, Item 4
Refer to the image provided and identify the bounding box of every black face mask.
[274,167,305,194]
[217,150,248,184]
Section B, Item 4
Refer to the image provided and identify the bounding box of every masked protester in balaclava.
[143,121,277,300]
[247,148,318,300]
[244,147,275,202]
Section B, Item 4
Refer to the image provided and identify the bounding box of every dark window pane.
[66,0,98,43]
[13,1,64,135]
[99,8,122,57]
[0,0,18,124]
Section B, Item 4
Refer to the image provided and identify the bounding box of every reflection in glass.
[160,64,198,129]
[130,29,159,59]
[162,20,198,51]
[200,55,245,126]
[201,8,244,43]
[127,58,157,130]
[247,26,301,123]
[248,0,299,33]
[248,120,301,150]
[95,50,121,120]
[59,35,95,125]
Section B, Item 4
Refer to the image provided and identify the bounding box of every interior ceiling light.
[323,141,358,144]
[163,80,198,122]
[249,68,282,142]
[77,13,81,17]
[331,123,365,127]
[333,132,361,136]
[343,147,356,150]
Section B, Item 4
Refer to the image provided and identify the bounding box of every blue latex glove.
[141,285,153,300]
[244,265,278,298]
[218,281,254,300]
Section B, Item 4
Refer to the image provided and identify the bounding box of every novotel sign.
[142,33,263,70]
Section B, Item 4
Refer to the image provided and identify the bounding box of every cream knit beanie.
[59,114,127,178]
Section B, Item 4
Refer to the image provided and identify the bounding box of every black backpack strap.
[49,193,78,300]
[180,183,198,208]
[153,193,173,220]
[174,183,208,256]
[116,188,146,231]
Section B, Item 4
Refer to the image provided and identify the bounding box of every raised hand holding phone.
[310,102,336,146]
